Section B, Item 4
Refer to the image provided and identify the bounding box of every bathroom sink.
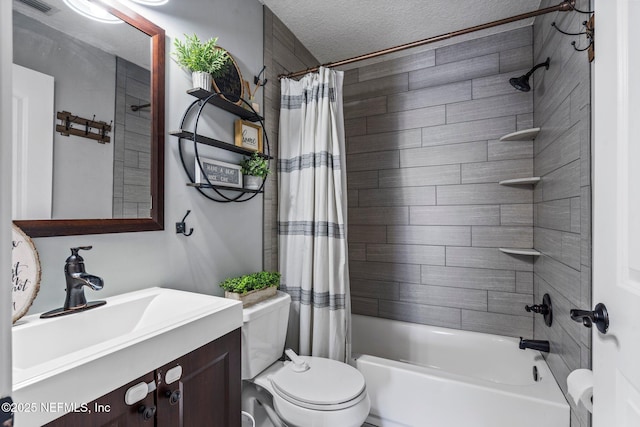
[12,287,242,426]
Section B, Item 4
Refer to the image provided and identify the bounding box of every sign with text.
[194,157,242,188]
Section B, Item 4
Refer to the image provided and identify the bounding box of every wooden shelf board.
[170,129,272,159]
[187,182,263,194]
[187,88,263,122]
[499,128,541,141]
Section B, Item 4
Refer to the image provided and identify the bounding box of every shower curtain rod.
[278,0,576,80]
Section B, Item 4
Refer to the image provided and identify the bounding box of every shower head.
[509,57,551,92]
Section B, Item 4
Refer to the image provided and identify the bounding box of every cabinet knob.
[165,389,182,405]
[137,404,156,421]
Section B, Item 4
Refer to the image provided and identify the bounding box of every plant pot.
[192,71,212,90]
[225,286,277,307]
[244,175,262,190]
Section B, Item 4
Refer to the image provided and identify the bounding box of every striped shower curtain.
[278,67,350,362]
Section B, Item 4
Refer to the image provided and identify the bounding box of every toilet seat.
[270,356,367,410]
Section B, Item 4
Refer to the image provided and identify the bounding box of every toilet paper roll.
[567,369,593,412]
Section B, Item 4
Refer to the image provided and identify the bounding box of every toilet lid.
[270,356,366,407]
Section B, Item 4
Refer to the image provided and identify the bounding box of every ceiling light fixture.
[62,0,123,24]
[129,0,169,5]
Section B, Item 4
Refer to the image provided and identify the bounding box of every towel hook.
[176,210,194,237]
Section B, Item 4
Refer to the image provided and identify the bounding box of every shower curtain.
[278,67,350,362]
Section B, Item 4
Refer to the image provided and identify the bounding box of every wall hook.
[551,15,594,61]
[176,210,194,236]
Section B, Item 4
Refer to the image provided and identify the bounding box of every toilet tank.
[241,291,291,379]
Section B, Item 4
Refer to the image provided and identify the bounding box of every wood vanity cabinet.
[45,329,241,427]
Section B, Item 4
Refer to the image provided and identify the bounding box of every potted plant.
[219,271,281,307]
[240,152,270,190]
[173,33,229,90]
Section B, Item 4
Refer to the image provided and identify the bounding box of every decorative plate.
[12,224,41,323]
[212,47,245,105]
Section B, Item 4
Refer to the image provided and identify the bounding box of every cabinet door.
[156,329,241,427]
[45,372,157,427]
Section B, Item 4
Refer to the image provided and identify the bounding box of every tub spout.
[519,338,550,353]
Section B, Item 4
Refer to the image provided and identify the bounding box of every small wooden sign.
[195,157,242,188]
[235,119,263,153]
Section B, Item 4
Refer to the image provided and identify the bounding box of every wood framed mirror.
[12,0,164,237]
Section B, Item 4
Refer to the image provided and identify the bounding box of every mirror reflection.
[12,0,152,220]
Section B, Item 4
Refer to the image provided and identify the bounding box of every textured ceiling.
[261,0,543,65]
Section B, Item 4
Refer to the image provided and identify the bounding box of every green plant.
[219,271,281,294]
[173,34,229,76]
[240,152,270,178]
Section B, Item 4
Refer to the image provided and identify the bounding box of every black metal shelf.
[187,182,263,193]
[170,129,272,159]
[187,88,263,122]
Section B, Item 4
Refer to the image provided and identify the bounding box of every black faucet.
[41,246,106,318]
[519,338,550,353]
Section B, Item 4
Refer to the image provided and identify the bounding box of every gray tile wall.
[113,57,151,218]
[344,27,536,338]
[263,7,320,271]
[533,1,592,426]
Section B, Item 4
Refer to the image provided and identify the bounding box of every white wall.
[26,0,265,314]
[1,0,13,398]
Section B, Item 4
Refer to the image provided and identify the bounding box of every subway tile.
[123,185,150,203]
[367,244,445,265]
[379,300,461,328]
[272,13,295,51]
[343,69,359,86]
[379,164,461,188]
[344,73,408,102]
[347,171,378,189]
[344,96,387,119]
[516,113,534,131]
[349,243,367,261]
[472,226,533,248]
[347,150,400,172]
[273,37,305,74]
[541,160,581,201]
[388,226,471,246]
[501,204,533,226]
[124,130,151,153]
[409,54,499,90]
[437,183,532,205]
[581,186,591,267]
[400,283,487,311]
[436,27,531,65]
[350,260,421,283]
[124,167,150,187]
[446,92,533,124]
[471,68,530,99]
[349,207,408,225]
[421,265,516,292]
[126,77,150,100]
[535,124,581,177]
[535,254,581,302]
[358,187,436,207]
[535,97,571,155]
[351,297,378,316]
[347,129,421,154]
[499,45,533,73]
[461,159,533,184]
[487,139,533,161]
[516,272,534,294]
[351,279,399,300]
[461,310,533,337]
[366,105,445,134]
[349,225,387,243]
[294,39,318,68]
[422,116,515,147]
[387,81,471,112]
[401,141,487,168]
[410,205,500,226]
[358,50,435,81]
[536,199,572,231]
[345,118,367,137]
[488,291,533,316]
[446,246,534,271]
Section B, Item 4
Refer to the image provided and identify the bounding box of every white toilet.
[241,291,370,427]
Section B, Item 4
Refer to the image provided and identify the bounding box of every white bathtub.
[351,315,569,427]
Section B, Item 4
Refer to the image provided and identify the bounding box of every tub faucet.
[41,246,106,318]
[519,338,550,353]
